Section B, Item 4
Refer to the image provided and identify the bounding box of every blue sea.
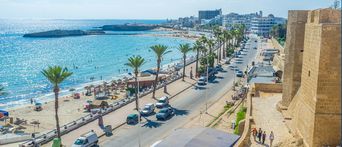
[0,19,194,109]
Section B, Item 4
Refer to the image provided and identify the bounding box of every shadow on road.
[194,86,207,90]
[209,80,219,84]
[172,108,189,116]
[142,118,164,128]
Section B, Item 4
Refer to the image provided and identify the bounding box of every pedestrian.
[258,128,262,142]
[262,131,266,144]
[251,127,257,141]
[269,131,274,147]
[30,98,33,104]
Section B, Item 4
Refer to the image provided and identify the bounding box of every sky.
[0,0,337,19]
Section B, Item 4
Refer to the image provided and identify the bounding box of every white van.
[72,131,98,147]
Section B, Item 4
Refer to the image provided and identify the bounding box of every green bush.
[234,106,247,134]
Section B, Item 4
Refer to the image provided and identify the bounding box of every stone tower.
[287,8,341,147]
[281,10,308,107]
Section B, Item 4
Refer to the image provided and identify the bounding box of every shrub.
[234,106,247,134]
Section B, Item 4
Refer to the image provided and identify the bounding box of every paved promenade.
[249,93,292,147]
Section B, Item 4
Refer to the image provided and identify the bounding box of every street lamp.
[136,74,142,147]
[205,53,209,114]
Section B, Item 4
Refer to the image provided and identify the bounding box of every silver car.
[140,103,155,115]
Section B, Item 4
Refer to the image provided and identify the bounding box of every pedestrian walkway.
[250,92,292,147]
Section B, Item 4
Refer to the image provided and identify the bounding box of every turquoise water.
[0,19,194,109]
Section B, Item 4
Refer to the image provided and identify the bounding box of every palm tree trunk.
[134,75,139,110]
[54,86,61,142]
[219,41,222,61]
[182,55,186,81]
[152,60,160,98]
[195,49,199,77]
[223,41,226,59]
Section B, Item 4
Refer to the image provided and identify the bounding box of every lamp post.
[136,74,141,147]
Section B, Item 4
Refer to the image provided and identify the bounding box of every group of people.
[251,128,274,146]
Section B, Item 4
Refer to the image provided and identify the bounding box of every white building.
[250,14,276,37]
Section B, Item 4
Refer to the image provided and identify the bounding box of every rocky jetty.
[101,24,158,31]
[23,29,105,38]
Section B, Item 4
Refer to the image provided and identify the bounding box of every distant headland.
[23,24,162,38]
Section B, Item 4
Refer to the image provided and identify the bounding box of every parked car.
[224,59,231,64]
[126,114,139,125]
[140,103,155,116]
[197,76,206,85]
[215,65,223,72]
[156,96,169,108]
[253,47,257,49]
[236,71,244,77]
[156,107,174,120]
[72,131,98,147]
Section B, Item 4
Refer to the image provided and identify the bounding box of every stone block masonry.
[281,10,308,107]
[283,8,341,147]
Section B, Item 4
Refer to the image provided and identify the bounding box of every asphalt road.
[100,37,259,147]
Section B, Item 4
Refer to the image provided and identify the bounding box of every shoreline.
[1,28,199,111]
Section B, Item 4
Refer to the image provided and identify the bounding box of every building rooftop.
[249,76,276,84]
[248,65,275,77]
[153,128,240,147]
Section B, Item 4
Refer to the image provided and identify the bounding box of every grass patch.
[206,103,234,127]
[234,106,247,134]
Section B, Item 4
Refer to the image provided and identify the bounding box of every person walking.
[262,131,266,144]
[251,127,257,141]
[190,67,193,79]
[257,128,262,142]
[269,131,274,147]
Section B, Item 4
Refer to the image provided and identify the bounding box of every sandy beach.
[4,87,127,134]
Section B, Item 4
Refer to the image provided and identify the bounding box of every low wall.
[271,37,284,54]
[252,83,282,97]
[234,92,252,147]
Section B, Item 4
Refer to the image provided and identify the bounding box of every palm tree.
[178,43,192,81]
[192,40,204,76]
[217,34,225,62]
[150,44,171,98]
[125,56,145,110]
[223,30,230,58]
[41,66,73,144]
[207,39,214,54]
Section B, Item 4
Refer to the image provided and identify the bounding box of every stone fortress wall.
[281,8,341,147]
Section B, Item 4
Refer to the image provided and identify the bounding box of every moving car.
[156,107,174,120]
[234,60,243,64]
[253,47,257,49]
[126,114,139,125]
[236,71,244,77]
[72,131,98,147]
[197,76,206,85]
[140,103,155,116]
[229,65,238,70]
[156,96,169,108]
